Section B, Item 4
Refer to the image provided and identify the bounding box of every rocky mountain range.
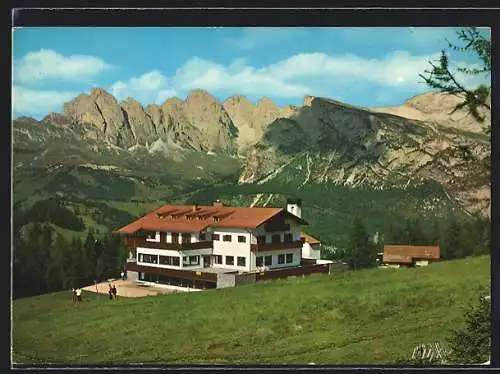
[13,87,491,217]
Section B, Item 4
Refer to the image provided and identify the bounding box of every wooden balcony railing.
[250,240,303,252]
[123,236,213,251]
[264,223,290,232]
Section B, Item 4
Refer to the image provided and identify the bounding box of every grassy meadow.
[12,255,490,366]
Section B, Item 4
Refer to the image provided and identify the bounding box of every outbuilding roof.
[383,245,440,264]
[300,232,321,245]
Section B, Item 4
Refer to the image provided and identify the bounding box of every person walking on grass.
[112,284,117,300]
[72,288,76,302]
[108,284,113,300]
[76,288,82,302]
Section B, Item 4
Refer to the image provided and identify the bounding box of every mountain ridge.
[13,88,491,217]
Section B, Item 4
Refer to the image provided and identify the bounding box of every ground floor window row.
[138,272,217,289]
[138,253,180,266]
[137,254,247,268]
[255,253,294,267]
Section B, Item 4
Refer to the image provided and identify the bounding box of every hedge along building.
[115,199,332,290]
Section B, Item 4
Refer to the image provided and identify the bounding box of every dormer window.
[212,216,220,222]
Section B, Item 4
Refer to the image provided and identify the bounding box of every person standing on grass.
[72,288,76,302]
[112,284,117,299]
[76,288,82,302]
[108,284,113,300]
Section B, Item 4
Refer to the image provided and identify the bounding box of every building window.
[278,254,285,264]
[213,255,223,264]
[223,235,232,242]
[171,232,179,243]
[212,234,220,241]
[286,253,293,264]
[199,232,206,241]
[256,256,263,267]
[284,233,293,242]
[272,234,281,244]
[159,255,181,266]
[189,256,200,265]
[146,231,156,240]
[226,256,234,265]
[257,235,266,245]
[139,254,158,264]
[265,255,272,266]
[238,235,246,243]
[183,256,189,265]
[237,257,246,267]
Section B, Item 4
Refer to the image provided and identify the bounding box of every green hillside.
[12,255,490,365]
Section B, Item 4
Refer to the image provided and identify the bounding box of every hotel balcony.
[124,236,213,251]
[250,240,303,252]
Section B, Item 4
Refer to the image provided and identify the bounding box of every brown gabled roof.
[115,203,308,234]
[383,245,440,264]
[300,232,321,245]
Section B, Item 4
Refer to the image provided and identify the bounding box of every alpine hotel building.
[116,199,328,290]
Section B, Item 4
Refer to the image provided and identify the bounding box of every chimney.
[286,198,302,218]
[213,200,224,208]
[192,204,199,212]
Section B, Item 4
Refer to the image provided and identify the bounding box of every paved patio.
[82,279,178,298]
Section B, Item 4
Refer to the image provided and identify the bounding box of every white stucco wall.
[250,247,301,271]
[302,243,321,260]
[252,220,300,244]
[212,228,252,271]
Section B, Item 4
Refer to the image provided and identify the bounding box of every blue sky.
[12,27,490,119]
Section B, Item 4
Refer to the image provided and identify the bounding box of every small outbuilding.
[383,245,440,268]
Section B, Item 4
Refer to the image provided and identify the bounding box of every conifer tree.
[448,295,491,364]
[346,217,376,270]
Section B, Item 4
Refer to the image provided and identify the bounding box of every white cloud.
[110,70,177,105]
[14,49,113,83]
[107,51,488,107]
[262,51,443,88]
[12,85,78,117]
[172,57,311,98]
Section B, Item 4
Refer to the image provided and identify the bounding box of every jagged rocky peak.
[185,88,218,104]
[182,89,237,152]
[225,95,255,107]
[121,96,145,110]
[145,104,164,128]
[303,95,315,107]
[42,112,70,127]
[121,97,157,145]
[63,93,106,131]
[161,97,184,112]
[279,105,299,118]
[256,97,279,111]
[90,87,117,103]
